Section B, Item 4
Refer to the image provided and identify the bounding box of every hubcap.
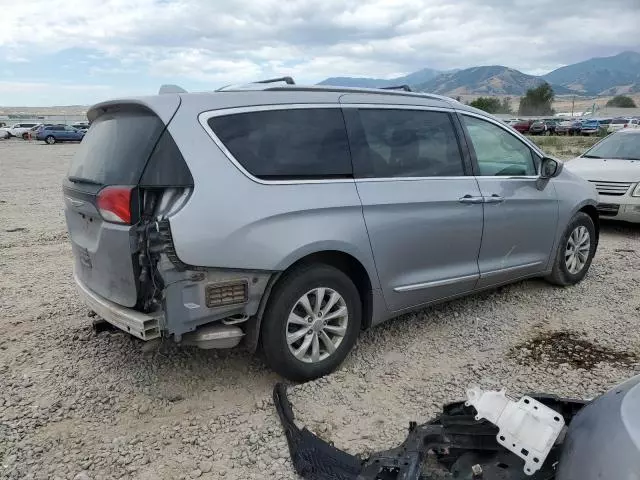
[565,226,590,274]
[286,288,348,364]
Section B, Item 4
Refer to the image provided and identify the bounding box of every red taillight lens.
[97,186,133,224]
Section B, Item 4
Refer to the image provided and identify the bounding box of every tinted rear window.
[208,108,352,180]
[68,108,164,185]
[351,109,464,178]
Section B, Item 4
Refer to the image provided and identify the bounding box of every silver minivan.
[64,80,599,381]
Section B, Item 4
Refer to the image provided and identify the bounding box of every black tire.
[22,132,29,140]
[45,135,56,145]
[546,212,597,286]
[261,264,361,381]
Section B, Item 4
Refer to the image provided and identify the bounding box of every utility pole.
[571,96,575,117]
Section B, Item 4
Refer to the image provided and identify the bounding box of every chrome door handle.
[484,194,504,204]
[459,195,484,204]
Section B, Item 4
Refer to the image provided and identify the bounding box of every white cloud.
[0,81,110,93]
[0,0,639,86]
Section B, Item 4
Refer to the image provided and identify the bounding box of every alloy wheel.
[286,288,349,363]
[565,226,590,274]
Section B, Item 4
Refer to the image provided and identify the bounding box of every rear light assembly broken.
[97,186,134,224]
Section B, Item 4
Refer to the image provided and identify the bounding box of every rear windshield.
[611,118,628,124]
[67,108,164,185]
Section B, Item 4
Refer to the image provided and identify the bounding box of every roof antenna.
[159,84,187,94]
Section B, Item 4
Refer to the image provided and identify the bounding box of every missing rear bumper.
[75,271,162,340]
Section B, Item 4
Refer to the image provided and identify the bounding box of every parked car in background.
[511,119,534,133]
[63,81,599,381]
[607,117,639,133]
[4,123,40,139]
[71,122,90,133]
[36,125,85,144]
[529,119,558,135]
[565,129,640,223]
[556,120,582,136]
[502,118,521,126]
[0,129,9,139]
[580,119,603,136]
[598,118,612,130]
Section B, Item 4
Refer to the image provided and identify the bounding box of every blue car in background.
[580,119,602,136]
[36,125,85,144]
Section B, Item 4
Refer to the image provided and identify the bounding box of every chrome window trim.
[198,104,353,186]
[199,104,537,185]
[342,104,454,113]
[356,175,538,183]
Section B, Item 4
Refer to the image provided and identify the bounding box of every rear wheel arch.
[245,249,375,354]
[281,250,374,330]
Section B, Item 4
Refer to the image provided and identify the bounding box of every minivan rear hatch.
[63,96,191,308]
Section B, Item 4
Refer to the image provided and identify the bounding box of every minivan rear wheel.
[546,212,596,286]
[261,264,361,381]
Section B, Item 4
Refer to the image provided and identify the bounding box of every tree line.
[466,84,636,116]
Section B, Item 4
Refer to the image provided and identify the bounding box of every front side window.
[208,108,351,180]
[462,115,536,176]
[351,109,464,178]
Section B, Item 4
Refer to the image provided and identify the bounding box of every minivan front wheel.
[261,264,361,381]
[546,212,596,286]
[45,135,56,145]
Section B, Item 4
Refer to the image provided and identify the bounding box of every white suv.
[4,123,41,139]
[607,118,639,133]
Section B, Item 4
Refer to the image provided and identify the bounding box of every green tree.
[469,96,502,113]
[518,83,555,116]
[469,96,513,114]
[606,95,637,108]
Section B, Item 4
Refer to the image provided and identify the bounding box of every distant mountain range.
[318,67,442,89]
[318,51,640,96]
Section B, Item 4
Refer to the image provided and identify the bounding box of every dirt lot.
[1,138,639,480]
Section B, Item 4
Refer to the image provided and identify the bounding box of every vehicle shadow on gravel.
[599,220,640,238]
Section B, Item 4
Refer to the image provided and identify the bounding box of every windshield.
[611,118,628,124]
[582,133,640,160]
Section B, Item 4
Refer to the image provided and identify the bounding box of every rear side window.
[68,108,165,185]
[208,108,352,180]
[350,109,464,178]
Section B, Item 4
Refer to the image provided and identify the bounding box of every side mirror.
[540,157,561,179]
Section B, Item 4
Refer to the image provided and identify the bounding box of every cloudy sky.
[1,0,639,106]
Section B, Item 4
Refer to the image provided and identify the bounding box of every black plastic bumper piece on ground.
[273,383,587,480]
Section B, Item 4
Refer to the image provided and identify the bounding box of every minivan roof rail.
[216,77,296,92]
[263,84,453,103]
[255,76,295,85]
[380,85,412,92]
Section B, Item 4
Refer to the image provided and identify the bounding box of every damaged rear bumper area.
[272,384,586,480]
[75,270,162,340]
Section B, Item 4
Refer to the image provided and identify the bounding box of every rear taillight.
[97,186,133,224]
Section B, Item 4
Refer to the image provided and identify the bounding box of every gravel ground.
[1,139,639,480]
